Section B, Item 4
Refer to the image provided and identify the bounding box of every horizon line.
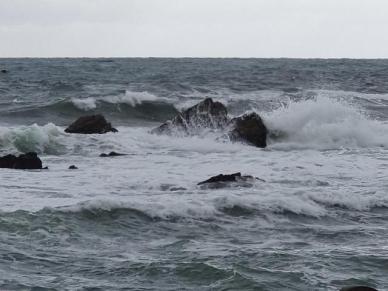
[1,56,388,60]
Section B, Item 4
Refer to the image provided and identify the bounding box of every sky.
[0,0,387,58]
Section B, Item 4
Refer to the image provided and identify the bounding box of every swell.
[0,98,179,126]
[2,194,388,226]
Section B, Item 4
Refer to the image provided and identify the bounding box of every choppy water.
[0,58,388,291]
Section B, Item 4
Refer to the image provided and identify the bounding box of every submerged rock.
[198,172,263,189]
[1,69,8,73]
[340,287,378,291]
[68,165,78,170]
[151,98,228,135]
[65,114,118,134]
[99,151,126,157]
[228,112,268,148]
[0,152,42,169]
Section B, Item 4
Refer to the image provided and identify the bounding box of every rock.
[0,152,42,169]
[197,172,263,189]
[99,151,126,157]
[228,112,268,148]
[151,98,268,147]
[340,287,378,291]
[65,114,118,134]
[68,165,78,170]
[151,98,228,135]
[1,69,8,73]
[0,154,17,168]
[198,172,244,185]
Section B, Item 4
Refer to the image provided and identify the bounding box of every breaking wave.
[264,96,388,150]
[0,123,65,155]
[28,188,388,222]
[70,90,161,110]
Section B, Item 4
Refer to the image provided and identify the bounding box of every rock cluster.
[0,152,42,169]
[152,98,268,148]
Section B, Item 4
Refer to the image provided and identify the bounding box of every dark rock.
[0,154,17,168]
[43,166,49,170]
[197,172,263,189]
[99,151,126,157]
[340,287,378,291]
[198,172,244,185]
[0,152,42,169]
[228,112,268,148]
[152,98,268,147]
[151,98,228,135]
[68,165,78,170]
[65,114,118,134]
[1,69,8,73]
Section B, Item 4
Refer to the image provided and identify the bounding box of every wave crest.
[71,90,160,111]
[264,96,388,149]
[0,123,65,154]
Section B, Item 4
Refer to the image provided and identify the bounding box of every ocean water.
[0,58,388,291]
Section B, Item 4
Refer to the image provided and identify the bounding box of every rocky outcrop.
[151,98,268,148]
[1,69,8,73]
[198,172,264,188]
[65,114,118,134]
[99,151,126,157]
[68,165,78,170]
[0,152,42,169]
[228,113,268,148]
[151,98,228,135]
[198,172,246,185]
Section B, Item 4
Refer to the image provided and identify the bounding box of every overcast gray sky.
[0,0,387,58]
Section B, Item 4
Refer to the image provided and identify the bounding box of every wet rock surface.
[151,98,229,135]
[228,112,268,148]
[152,98,268,148]
[65,114,118,134]
[198,172,263,189]
[0,152,43,169]
[99,151,126,157]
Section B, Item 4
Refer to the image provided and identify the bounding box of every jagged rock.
[0,152,42,169]
[152,98,268,148]
[228,112,268,148]
[99,151,126,157]
[198,172,263,189]
[68,165,78,169]
[65,114,118,134]
[151,98,228,135]
[340,287,378,291]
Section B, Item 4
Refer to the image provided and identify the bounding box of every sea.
[0,58,387,291]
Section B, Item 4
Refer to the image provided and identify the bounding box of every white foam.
[0,123,64,154]
[71,90,161,110]
[103,90,159,106]
[71,97,97,111]
[264,96,388,150]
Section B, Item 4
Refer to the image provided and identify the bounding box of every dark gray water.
[0,58,388,290]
